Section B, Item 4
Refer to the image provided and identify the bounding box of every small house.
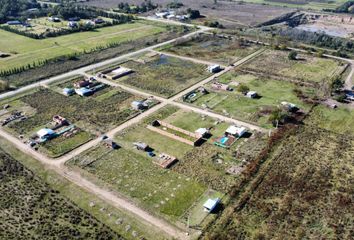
[37,128,55,140]
[75,88,93,97]
[133,142,148,151]
[246,91,258,98]
[63,88,75,96]
[225,126,246,138]
[346,92,354,101]
[68,21,78,28]
[208,65,221,73]
[103,138,119,149]
[131,100,148,110]
[203,198,220,213]
[155,12,169,18]
[94,18,104,24]
[195,128,209,138]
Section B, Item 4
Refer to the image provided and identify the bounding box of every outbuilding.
[246,91,258,98]
[75,88,93,97]
[63,88,75,96]
[208,65,221,73]
[37,128,55,140]
[195,128,209,138]
[203,198,220,213]
[131,100,148,110]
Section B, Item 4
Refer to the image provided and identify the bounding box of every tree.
[331,76,344,92]
[237,84,249,94]
[288,50,298,60]
[187,8,200,19]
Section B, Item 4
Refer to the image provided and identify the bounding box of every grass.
[160,33,261,65]
[206,126,354,239]
[306,105,354,136]
[0,20,166,72]
[0,136,169,240]
[67,144,205,220]
[117,53,211,97]
[241,49,343,84]
[191,72,313,128]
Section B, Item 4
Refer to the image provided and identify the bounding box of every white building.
[225,126,246,137]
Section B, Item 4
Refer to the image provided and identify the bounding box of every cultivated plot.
[160,33,261,65]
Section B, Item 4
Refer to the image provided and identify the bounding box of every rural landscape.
[0,0,353,239]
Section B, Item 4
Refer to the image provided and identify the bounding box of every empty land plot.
[0,20,165,72]
[117,54,211,97]
[206,126,354,239]
[0,148,122,240]
[306,105,354,136]
[160,33,261,65]
[241,49,344,84]
[190,72,313,128]
[67,144,205,220]
[0,86,140,156]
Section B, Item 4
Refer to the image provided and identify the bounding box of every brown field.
[81,0,294,27]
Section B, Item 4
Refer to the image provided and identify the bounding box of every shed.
[195,128,209,138]
[7,21,21,25]
[246,91,257,98]
[133,142,148,151]
[74,80,90,88]
[68,21,78,28]
[225,126,246,137]
[37,128,55,139]
[63,88,75,96]
[94,18,104,24]
[131,100,148,110]
[203,198,220,213]
[208,65,221,73]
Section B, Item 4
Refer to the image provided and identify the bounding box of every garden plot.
[190,72,314,128]
[67,144,206,219]
[0,85,142,157]
[240,49,344,84]
[115,53,212,97]
[161,33,261,65]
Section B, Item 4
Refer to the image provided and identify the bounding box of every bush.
[288,50,298,60]
[237,84,249,94]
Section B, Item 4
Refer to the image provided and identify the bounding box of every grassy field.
[0,85,140,156]
[241,49,343,84]
[191,72,313,128]
[0,20,166,72]
[206,126,354,239]
[239,0,347,10]
[306,105,354,136]
[0,137,169,240]
[68,144,206,220]
[0,147,123,240]
[117,53,211,97]
[160,33,261,65]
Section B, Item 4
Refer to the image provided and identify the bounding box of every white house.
[203,198,220,213]
[225,126,246,137]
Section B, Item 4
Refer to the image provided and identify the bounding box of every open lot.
[83,0,294,27]
[206,126,354,239]
[241,0,347,10]
[0,20,166,73]
[160,33,261,65]
[112,53,211,97]
[240,49,344,84]
[0,81,143,157]
[188,72,313,128]
[0,147,122,240]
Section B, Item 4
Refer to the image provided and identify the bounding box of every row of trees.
[0,0,41,23]
[116,1,157,14]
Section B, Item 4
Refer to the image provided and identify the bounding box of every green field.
[306,105,354,135]
[160,33,261,65]
[239,0,347,10]
[0,20,166,71]
[241,49,343,84]
[191,72,313,128]
[117,53,211,97]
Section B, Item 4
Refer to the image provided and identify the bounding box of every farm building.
[211,82,230,91]
[100,67,133,80]
[208,65,221,73]
[246,91,258,98]
[225,125,246,137]
[63,88,75,96]
[37,128,56,141]
[131,100,148,110]
[75,88,93,97]
[203,198,220,213]
[7,21,21,25]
